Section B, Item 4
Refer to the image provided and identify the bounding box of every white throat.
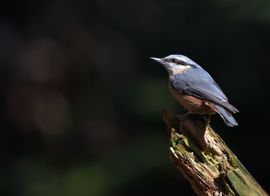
[167,64,191,75]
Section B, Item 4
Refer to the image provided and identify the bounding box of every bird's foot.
[176,111,191,131]
[207,114,211,125]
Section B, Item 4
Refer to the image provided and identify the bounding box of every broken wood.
[162,109,268,196]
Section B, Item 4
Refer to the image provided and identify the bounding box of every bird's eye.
[173,59,187,66]
[171,58,177,63]
[171,58,183,65]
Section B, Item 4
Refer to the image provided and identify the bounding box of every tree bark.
[162,109,268,196]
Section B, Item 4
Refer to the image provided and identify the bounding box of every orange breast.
[169,84,214,114]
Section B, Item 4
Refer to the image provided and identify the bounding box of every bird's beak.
[150,57,163,64]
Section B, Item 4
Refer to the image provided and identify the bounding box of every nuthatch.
[151,54,238,127]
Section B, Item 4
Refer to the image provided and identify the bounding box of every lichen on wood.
[162,109,268,196]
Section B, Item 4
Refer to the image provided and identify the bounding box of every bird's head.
[151,54,199,75]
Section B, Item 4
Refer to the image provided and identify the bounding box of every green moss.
[167,112,268,196]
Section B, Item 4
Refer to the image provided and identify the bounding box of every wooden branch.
[162,109,268,196]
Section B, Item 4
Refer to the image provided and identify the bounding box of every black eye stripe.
[164,58,187,65]
[172,59,185,64]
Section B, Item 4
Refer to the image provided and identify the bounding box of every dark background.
[1,0,269,195]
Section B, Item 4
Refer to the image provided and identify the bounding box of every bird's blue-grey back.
[169,66,238,113]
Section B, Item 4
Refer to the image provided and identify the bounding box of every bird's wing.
[169,68,238,113]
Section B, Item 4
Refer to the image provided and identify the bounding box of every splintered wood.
[162,109,268,196]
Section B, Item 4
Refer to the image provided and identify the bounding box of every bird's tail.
[213,104,238,127]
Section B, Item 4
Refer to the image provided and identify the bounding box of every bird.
[151,54,239,127]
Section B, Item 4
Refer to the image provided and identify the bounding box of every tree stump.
[162,109,268,196]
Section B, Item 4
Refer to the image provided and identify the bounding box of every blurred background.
[1,0,270,195]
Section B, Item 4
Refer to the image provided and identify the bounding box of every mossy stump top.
[162,109,268,196]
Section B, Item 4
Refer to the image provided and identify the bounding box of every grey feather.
[169,66,239,113]
[213,104,238,127]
